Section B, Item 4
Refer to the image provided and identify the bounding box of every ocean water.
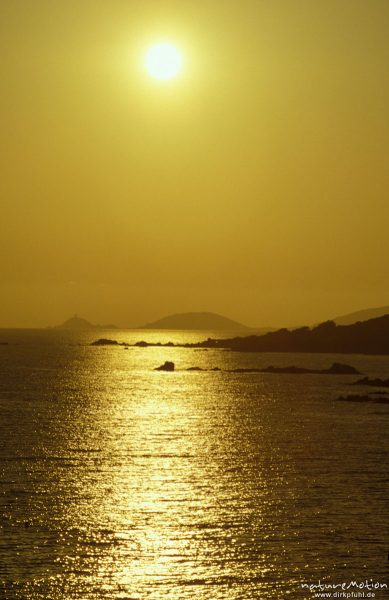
[0,329,388,599]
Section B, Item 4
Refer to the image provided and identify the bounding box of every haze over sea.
[1,329,388,599]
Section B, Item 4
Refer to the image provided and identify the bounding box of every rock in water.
[91,339,119,346]
[326,362,361,374]
[155,361,175,371]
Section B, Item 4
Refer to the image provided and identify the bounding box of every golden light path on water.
[76,349,266,597]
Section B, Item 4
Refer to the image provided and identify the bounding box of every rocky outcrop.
[352,376,389,388]
[155,361,175,371]
[152,363,359,374]
[91,339,128,346]
[258,362,360,375]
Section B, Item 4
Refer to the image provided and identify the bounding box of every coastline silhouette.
[92,314,389,355]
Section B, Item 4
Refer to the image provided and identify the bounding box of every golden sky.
[1,0,389,328]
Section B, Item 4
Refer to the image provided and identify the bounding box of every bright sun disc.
[144,43,183,80]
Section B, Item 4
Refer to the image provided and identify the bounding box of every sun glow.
[144,43,183,80]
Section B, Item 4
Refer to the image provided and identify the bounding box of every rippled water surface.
[0,329,388,599]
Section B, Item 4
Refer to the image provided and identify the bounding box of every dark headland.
[92,314,389,355]
[194,315,389,355]
[129,314,389,355]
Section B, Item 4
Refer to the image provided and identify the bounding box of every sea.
[0,329,388,600]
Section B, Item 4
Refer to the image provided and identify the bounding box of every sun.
[144,43,183,81]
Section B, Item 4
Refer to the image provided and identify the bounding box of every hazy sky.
[1,0,389,328]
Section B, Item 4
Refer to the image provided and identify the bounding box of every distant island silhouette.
[332,304,389,325]
[54,315,117,330]
[140,311,252,331]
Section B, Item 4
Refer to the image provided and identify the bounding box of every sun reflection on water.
[88,366,281,598]
[101,379,203,594]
